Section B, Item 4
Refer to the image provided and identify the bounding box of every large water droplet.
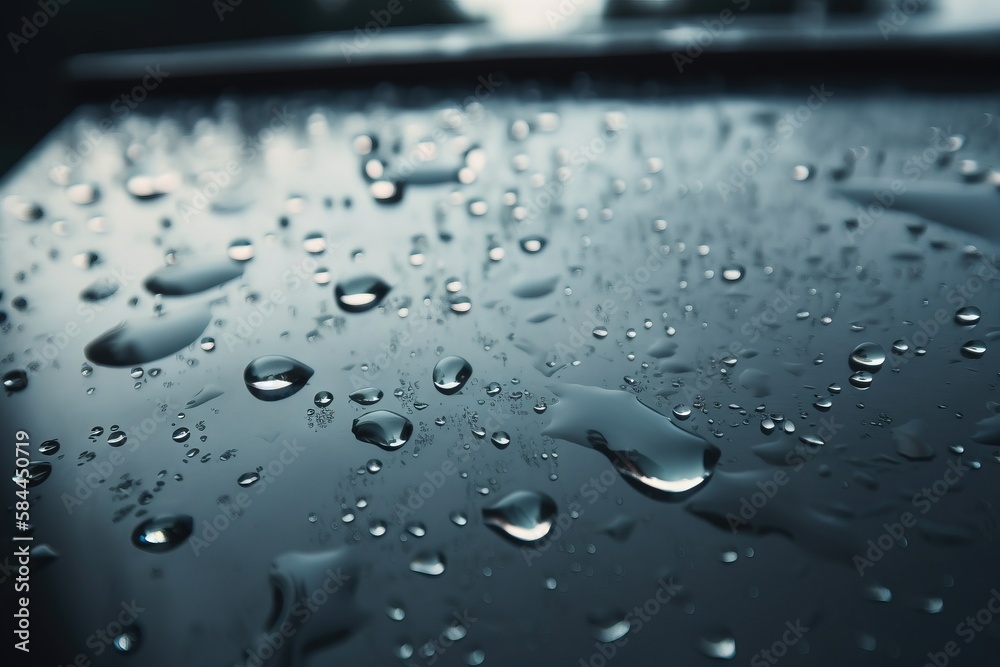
[238,472,260,487]
[352,410,413,450]
[482,490,557,542]
[954,306,981,326]
[409,552,446,576]
[259,548,364,663]
[432,355,473,394]
[3,370,28,392]
[227,238,254,261]
[849,371,874,389]
[543,384,720,496]
[721,265,745,282]
[80,276,120,302]
[20,461,51,487]
[849,342,886,373]
[112,627,141,653]
[39,439,60,455]
[335,275,391,312]
[699,632,736,660]
[960,340,986,359]
[894,419,935,460]
[143,259,243,296]
[131,514,194,552]
[84,305,212,367]
[243,355,314,401]
[587,609,632,643]
[349,387,384,405]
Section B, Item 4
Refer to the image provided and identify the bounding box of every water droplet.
[386,604,406,621]
[131,514,193,552]
[84,305,212,366]
[533,401,548,414]
[490,431,511,449]
[482,490,557,542]
[107,431,127,447]
[238,472,260,487]
[587,609,631,643]
[813,398,832,411]
[80,276,120,302]
[544,384,720,495]
[894,419,935,460]
[200,337,215,352]
[369,519,388,537]
[593,326,608,339]
[243,355,314,401]
[448,296,473,313]
[261,548,363,661]
[450,512,468,526]
[314,391,334,407]
[849,371,874,389]
[144,259,243,296]
[955,306,981,326]
[519,236,547,253]
[432,355,473,394]
[673,405,692,420]
[335,275,391,312]
[20,461,51,487]
[172,427,190,443]
[302,232,327,254]
[349,387,384,405]
[849,342,886,373]
[39,439,60,455]
[112,627,141,653]
[699,632,736,659]
[721,265,745,282]
[352,410,413,450]
[892,340,909,355]
[961,340,986,359]
[3,370,28,392]
[227,238,254,261]
[409,552,446,576]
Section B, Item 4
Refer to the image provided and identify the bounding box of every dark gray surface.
[1,83,999,666]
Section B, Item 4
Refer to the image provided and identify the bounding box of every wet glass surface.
[1,83,998,666]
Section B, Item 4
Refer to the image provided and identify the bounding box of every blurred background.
[2,0,999,176]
